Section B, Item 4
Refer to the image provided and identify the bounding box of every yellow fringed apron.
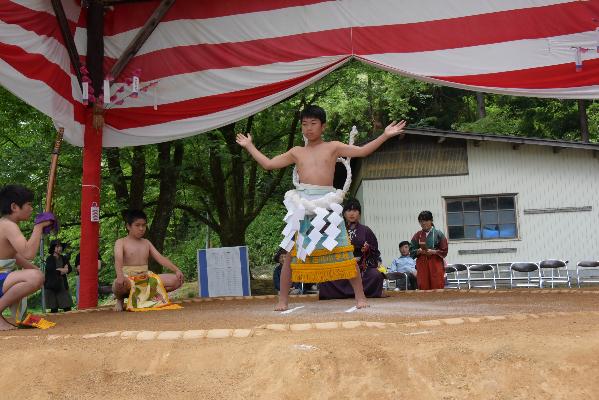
[123,265,182,312]
[287,187,357,283]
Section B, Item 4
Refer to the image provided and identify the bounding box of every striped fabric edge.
[359,57,599,99]
[99,57,351,147]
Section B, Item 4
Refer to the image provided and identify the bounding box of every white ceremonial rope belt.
[279,126,358,261]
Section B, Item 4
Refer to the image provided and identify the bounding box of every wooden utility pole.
[476,92,486,119]
[578,99,590,143]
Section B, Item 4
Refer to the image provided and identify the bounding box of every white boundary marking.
[281,306,304,314]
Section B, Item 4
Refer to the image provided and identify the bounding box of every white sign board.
[197,246,251,297]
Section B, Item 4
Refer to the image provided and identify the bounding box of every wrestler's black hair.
[273,247,288,263]
[418,210,434,222]
[398,240,410,249]
[343,198,361,214]
[123,209,147,225]
[0,184,34,216]
[300,105,326,124]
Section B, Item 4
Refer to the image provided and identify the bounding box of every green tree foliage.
[456,95,596,142]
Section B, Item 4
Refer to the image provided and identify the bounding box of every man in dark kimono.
[319,199,384,299]
[409,211,448,290]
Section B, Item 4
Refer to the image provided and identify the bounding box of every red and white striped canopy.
[2,0,599,147]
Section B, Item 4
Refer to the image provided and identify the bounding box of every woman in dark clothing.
[44,239,73,313]
[318,198,384,299]
[273,248,287,293]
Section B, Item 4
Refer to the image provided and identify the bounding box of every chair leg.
[510,271,513,289]
[467,268,472,290]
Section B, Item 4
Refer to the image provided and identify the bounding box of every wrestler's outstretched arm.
[336,120,406,158]
[236,133,296,170]
[148,241,184,286]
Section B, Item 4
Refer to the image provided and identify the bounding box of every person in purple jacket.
[318,198,384,300]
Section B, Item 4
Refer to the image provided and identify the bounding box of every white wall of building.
[358,141,599,266]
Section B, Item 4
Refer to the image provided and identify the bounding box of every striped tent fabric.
[2,0,599,147]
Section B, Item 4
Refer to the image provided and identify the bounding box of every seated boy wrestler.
[112,209,184,311]
[0,185,49,330]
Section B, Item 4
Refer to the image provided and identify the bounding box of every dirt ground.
[2,289,599,399]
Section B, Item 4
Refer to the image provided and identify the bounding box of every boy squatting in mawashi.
[237,105,406,311]
[0,185,51,331]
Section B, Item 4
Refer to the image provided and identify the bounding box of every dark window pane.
[463,199,479,211]
[498,196,515,210]
[463,212,480,225]
[499,224,517,238]
[446,200,462,212]
[447,212,463,225]
[498,210,516,224]
[482,224,500,239]
[448,226,464,239]
[464,225,481,239]
[481,211,498,224]
[481,197,498,210]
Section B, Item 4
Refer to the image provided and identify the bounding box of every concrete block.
[120,331,139,339]
[265,324,288,332]
[206,329,233,339]
[341,321,363,329]
[364,321,387,329]
[314,322,340,330]
[156,331,183,340]
[441,318,465,325]
[136,331,157,341]
[419,320,442,327]
[290,324,313,331]
[182,330,206,340]
[232,329,253,338]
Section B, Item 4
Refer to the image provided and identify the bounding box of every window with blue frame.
[445,195,518,240]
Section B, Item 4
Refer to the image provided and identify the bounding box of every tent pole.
[78,106,102,309]
[78,0,104,309]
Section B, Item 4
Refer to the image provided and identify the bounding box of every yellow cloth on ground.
[17,314,56,329]
[124,265,182,312]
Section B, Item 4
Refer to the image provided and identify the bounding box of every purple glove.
[34,212,59,234]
